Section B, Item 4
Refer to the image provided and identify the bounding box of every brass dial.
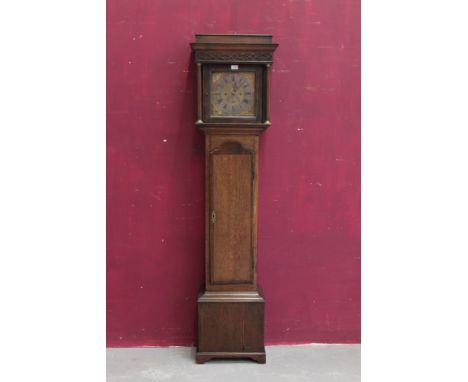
[210,72,255,117]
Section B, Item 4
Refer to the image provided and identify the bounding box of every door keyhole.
[211,210,216,224]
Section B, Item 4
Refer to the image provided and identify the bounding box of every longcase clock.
[191,34,278,364]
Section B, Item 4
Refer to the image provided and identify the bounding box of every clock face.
[210,72,255,117]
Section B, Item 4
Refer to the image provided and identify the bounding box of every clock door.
[202,64,264,123]
[207,137,258,291]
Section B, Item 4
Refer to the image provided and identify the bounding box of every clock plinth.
[196,288,265,364]
[191,34,278,364]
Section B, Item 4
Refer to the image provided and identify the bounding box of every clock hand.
[230,90,240,102]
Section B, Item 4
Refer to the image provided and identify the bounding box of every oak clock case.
[191,34,278,364]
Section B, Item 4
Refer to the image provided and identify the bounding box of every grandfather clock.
[191,34,278,364]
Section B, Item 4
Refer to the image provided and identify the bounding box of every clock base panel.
[196,287,265,363]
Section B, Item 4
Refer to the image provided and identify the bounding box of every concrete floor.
[107,344,360,382]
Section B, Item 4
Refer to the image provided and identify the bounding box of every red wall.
[107,0,360,346]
